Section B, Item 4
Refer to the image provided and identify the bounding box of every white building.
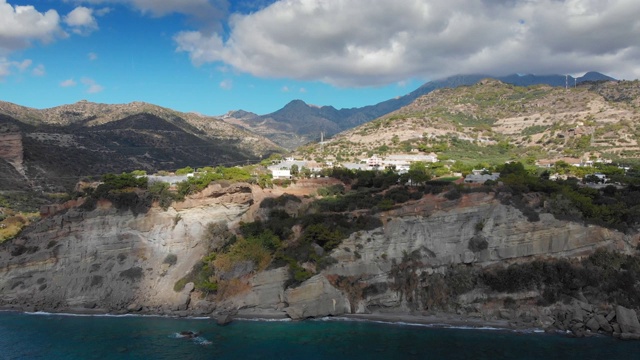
[271,169,292,179]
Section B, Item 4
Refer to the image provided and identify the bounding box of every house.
[271,169,292,179]
[367,155,382,167]
[464,170,500,184]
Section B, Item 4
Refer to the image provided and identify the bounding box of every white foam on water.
[22,311,214,320]
[193,337,212,346]
[236,317,292,322]
[319,316,542,333]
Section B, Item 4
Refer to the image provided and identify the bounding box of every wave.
[170,332,212,345]
[236,317,292,322]
[22,311,213,320]
[315,316,544,334]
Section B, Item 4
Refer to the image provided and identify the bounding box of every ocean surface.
[1,311,640,359]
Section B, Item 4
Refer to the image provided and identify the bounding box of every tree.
[175,166,194,175]
[300,166,311,178]
[290,164,299,176]
[496,162,527,176]
[408,161,431,185]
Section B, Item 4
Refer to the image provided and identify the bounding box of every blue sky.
[1,1,639,116]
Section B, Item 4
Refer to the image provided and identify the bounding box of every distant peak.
[578,71,615,81]
[286,99,308,105]
[281,99,311,110]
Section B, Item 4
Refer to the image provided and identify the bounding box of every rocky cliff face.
[0,125,24,175]
[0,183,253,313]
[1,185,638,336]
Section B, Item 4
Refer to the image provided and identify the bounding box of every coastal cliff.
[1,180,638,337]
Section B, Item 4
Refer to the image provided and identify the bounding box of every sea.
[1,311,640,359]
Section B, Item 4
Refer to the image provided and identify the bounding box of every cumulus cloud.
[32,63,45,76]
[94,7,112,16]
[175,0,640,86]
[75,0,227,28]
[0,0,63,54]
[219,78,233,89]
[81,77,104,93]
[88,52,98,60]
[0,57,39,78]
[0,58,11,77]
[60,78,77,87]
[64,7,98,35]
[15,59,32,71]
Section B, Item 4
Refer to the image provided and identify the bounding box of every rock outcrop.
[0,125,24,175]
[0,183,253,313]
[284,275,350,320]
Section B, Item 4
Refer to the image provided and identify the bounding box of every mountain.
[226,72,616,149]
[297,78,639,165]
[0,101,284,192]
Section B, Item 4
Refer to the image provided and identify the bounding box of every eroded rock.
[284,275,350,320]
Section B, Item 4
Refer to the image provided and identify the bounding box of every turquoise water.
[1,311,640,359]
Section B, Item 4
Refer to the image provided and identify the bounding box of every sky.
[1,0,639,116]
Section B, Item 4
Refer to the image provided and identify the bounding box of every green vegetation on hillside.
[79,165,268,214]
[394,247,640,312]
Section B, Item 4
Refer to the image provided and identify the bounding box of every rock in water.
[284,275,350,320]
[217,314,233,326]
[179,331,199,339]
[616,306,640,334]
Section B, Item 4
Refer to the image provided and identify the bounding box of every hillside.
[0,101,284,192]
[225,72,615,149]
[297,79,640,165]
[2,170,640,338]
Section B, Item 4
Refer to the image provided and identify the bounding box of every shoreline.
[1,305,547,334]
[335,313,548,333]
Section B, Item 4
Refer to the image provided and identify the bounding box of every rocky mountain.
[0,101,284,192]
[298,78,639,165]
[225,72,615,149]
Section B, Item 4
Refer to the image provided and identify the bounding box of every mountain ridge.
[0,101,284,192]
[225,72,616,149]
[296,77,639,165]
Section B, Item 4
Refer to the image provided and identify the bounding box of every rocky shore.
[2,182,639,342]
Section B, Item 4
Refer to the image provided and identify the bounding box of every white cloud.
[88,52,98,60]
[131,0,224,18]
[64,7,98,35]
[94,7,112,16]
[0,58,10,77]
[32,64,45,76]
[60,78,77,87]
[0,57,41,78]
[0,0,63,53]
[16,59,32,71]
[299,87,306,93]
[219,78,232,90]
[75,0,227,27]
[81,77,104,93]
[175,0,640,86]
[281,85,289,92]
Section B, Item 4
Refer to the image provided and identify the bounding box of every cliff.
[0,183,255,313]
[0,125,24,175]
[1,181,639,337]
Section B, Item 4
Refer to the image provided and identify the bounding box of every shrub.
[175,166,194,175]
[163,254,178,266]
[445,265,478,296]
[468,235,488,252]
[148,181,178,210]
[444,188,462,200]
